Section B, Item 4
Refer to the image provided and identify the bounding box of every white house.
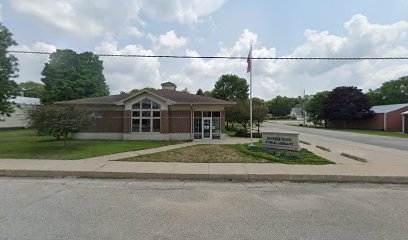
[0,96,40,129]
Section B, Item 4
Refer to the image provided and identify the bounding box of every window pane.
[132,102,140,109]
[203,111,211,117]
[212,111,220,117]
[142,111,151,117]
[132,111,140,117]
[152,101,160,109]
[153,119,160,132]
[132,119,140,132]
[142,119,151,132]
[194,118,202,139]
[142,98,152,109]
[194,111,202,118]
[212,117,221,139]
[153,111,160,117]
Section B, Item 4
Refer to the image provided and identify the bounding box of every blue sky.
[2,0,408,99]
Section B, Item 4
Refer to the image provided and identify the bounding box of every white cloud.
[10,0,143,38]
[0,3,3,22]
[166,15,408,99]
[10,0,226,39]
[148,30,187,52]
[94,41,161,93]
[11,42,56,83]
[140,0,227,24]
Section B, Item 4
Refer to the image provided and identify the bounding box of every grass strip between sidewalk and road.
[0,130,184,160]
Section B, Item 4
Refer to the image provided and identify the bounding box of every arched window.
[131,98,161,132]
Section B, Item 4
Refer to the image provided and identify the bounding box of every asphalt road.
[1,178,408,240]
[261,122,408,151]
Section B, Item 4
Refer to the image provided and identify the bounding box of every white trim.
[202,117,212,139]
[115,90,175,105]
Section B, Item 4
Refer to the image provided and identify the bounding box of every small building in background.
[0,97,41,129]
[327,103,408,132]
[290,103,304,120]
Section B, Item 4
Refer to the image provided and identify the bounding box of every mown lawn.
[119,143,334,165]
[0,130,184,160]
[287,124,408,138]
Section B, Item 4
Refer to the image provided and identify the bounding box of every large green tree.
[0,23,19,118]
[322,86,373,122]
[305,91,331,125]
[267,96,300,116]
[212,74,249,101]
[41,49,109,103]
[367,76,408,105]
[18,81,44,98]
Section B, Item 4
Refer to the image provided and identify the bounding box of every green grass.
[287,124,408,138]
[119,142,333,165]
[119,144,266,163]
[0,130,185,160]
[232,142,334,165]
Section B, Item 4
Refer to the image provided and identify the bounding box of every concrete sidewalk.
[1,159,408,183]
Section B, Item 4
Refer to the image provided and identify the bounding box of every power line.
[6,50,408,60]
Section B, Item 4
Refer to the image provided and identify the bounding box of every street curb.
[1,169,407,184]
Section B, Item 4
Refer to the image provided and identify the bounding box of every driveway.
[261,122,408,151]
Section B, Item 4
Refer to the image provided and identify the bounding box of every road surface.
[1,178,408,240]
[262,122,408,151]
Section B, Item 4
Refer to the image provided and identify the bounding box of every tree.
[181,87,190,93]
[0,23,20,118]
[266,96,300,116]
[226,99,250,130]
[18,81,44,98]
[41,49,109,103]
[252,97,268,133]
[367,76,408,105]
[26,105,93,148]
[203,91,212,97]
[322,86,374,123]
[305,91,331,126]
[196,89,204,96]
[129,87,156,94]
[212,74,249,101]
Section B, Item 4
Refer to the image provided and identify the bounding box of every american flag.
[247,50,251,73]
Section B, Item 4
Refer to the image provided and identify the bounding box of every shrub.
[234,129,262,138]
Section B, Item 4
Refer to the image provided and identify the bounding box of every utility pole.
[303,89,306,126]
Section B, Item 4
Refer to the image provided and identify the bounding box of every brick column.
[160,110,169,134]
[221,111,225,133]
[123,110,131,133]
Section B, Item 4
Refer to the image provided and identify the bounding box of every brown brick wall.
[85,111,124,133]
[123,110,131,133]
[386,106,408,132]
[160,110,169,134]
[221,111,225,133]
[169,110,191,133]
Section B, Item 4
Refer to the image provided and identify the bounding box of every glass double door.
[202,118,212,139]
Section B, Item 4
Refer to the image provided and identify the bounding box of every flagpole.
[249,45,253,146]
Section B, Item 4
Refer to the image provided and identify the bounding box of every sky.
[2,0,408,99]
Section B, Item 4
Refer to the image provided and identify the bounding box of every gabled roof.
[55,89,234,105]
[371,103,408,113]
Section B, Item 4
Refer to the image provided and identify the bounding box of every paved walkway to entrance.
[0,133,407,183]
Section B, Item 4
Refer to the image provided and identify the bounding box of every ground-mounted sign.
[262,132,300,151]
